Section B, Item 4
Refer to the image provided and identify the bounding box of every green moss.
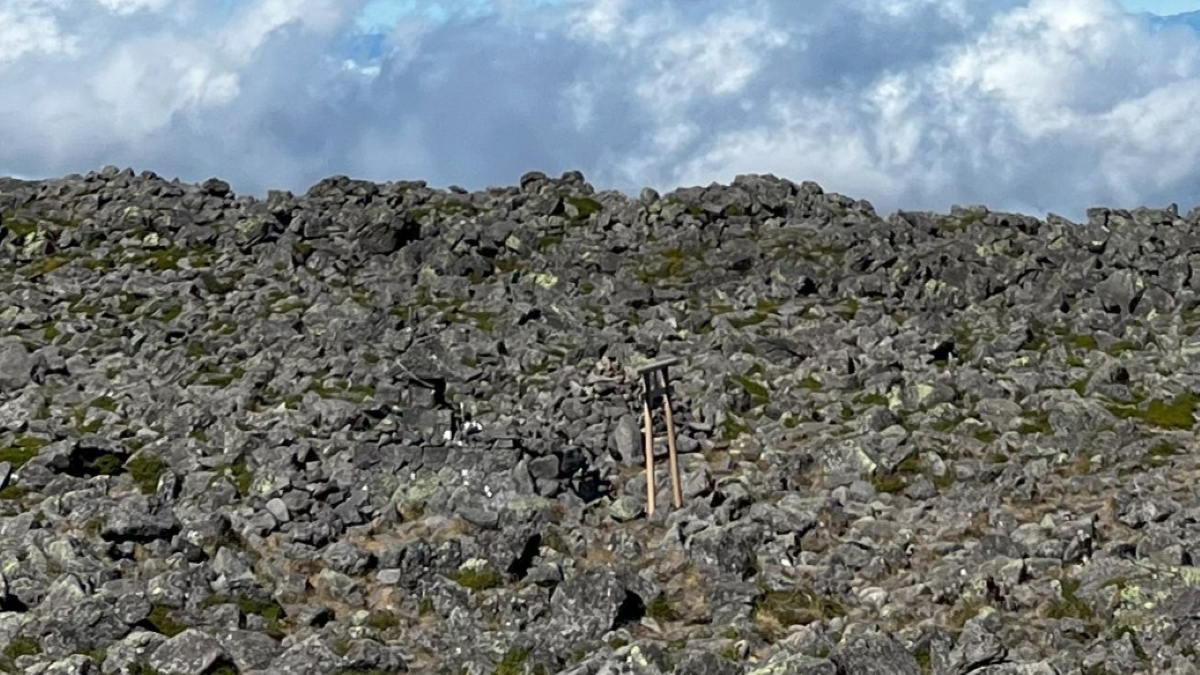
[0,484,29,501]
[418,597,436,617]
[1142,440,1179,468]
[931,417,961,432]
[155,303,183,323]
[835,298,860,321]
[202,368,246,387]
[459,310,497,333]
[931,469,956,491]
[145,604,188,637]
[238,596,286,637]
[79,648,108,665]
[142,248,187,271]
[90,452,124,476]
[537,235,563,250]
[855,392,889,406]
[728,312,770,329]
[1,216,37,239]
[731,374,771,407]
[646,595,679,622]
[0,436,49,468]
[81,257,115,272]
[230,456,254,497]
[126,452,165,495]
[21,254,74,277]
[2,636,41,661]
[307,379,375,403]
[947,598,991,629]
[797,376,822,391]
[363,610,398,630]
[43,323,61,342]
[67,299,102,315]
[91,396,118,412]
[1045,578,1093,621]
[872,473,907,494]
[752,587,846,640]
[453,567,502,591]
[1108,393,1197,429]
[1017,410,1052,435]
[494,648,531,675]
[1067,333,1099,350]
[1144,393,1197,429]
[1107,340,1140,356]
[719,414,752,440]
[964,425,993,441]
[895,454,923,474]
[202,593,287,637]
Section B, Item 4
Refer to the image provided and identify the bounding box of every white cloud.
[0,2,78,66]
[94,0,174,15]
[1,0,1200,222]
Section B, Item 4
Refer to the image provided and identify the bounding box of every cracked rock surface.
[2,166,1200,673]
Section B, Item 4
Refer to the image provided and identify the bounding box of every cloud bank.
[1,0,1199,221]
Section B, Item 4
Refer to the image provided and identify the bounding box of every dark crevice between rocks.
[613,590,646,630]
[0,593,28,613]
[507,533,542,580]
[930,340,956,364]
[574,469,612,504]
[201,656,241,675]
[57,446,127,479]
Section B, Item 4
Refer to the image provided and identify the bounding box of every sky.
[2,0,1200,222]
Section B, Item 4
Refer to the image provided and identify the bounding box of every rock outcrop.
[1,165,1199,673]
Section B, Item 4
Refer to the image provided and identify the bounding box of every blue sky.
[3,0,1200,222]
[1119,0,1200,13]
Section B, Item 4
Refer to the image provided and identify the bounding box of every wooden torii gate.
[636,357,684,516]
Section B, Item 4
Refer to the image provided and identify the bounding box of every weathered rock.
[1,169,1199,672]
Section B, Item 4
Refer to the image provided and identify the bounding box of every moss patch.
[0,436,49,468]
[145,604,188,637]
[730,374,771,407]
[1017,410,1052,435]
[453,567,502,591]
[494,648,531,675]
[798,376,822,391]
[1142,440,1179,468]
[2,636,41,661]
[719,414,753,440]
[1044,578,1094,623]
[0,484,29,501]
[1144,393,1197,429]
[203,593,287,638]
[126,452,166,495]
[646,595,679,622]
[229,457,254,497]
[1109,392,1198,430]
[752,587,846,642]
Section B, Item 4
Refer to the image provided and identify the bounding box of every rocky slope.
[1,166,1200,674]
